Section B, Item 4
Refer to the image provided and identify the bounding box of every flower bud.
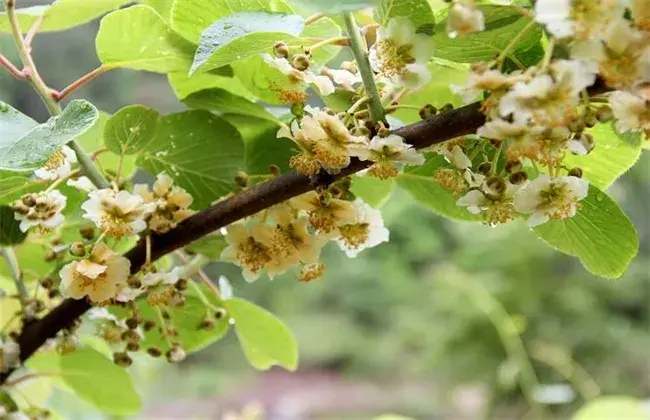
[268,165,282,176]
[584,110,598,128]
[214,308,228,320]
[113,352,133,367]
[125,318,140,330]
[166,344,186,363]
[69,242,86,257]
[147,347,162,357]
[175,278,188,291]
[40,277,54,289]
[143,320,156,332]
[44,250,57,262]
[79,225,95,240]
[419,104,438,120]
[477,162,492,175]
[127,277,142,289]
[291,54,310,71]
[485,175,507,197]
[199,318,215,330]
[440,103,454,113]
[377,127,391,138]
[509,171,528,184]
[505,160,522,174]
[273,41,289,58]
[290,103,305,118]
[21,194,36,207]
[126,342,140,352]
[596,106,613,122]
[569,119,585,133]
[234,171,249,188]
[568,167,583,178]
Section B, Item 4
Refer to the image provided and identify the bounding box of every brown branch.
[0,77,610,385]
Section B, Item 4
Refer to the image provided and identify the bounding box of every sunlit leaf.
[104,105,160,155]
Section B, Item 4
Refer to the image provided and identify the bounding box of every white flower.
[369,17,434,89]
[59,243,131,303]
[116,269,180,302]
[609,90,650,133]
[336,199,389,258]
[353,134,424,179]
[291,191,358,234]
[134,173,194,233]
[34,145,77,180]
[447,0,485,38]
[457,176,521,225]
[567,133,594,155]
[499,60,596,125]
[218,275,233,300]
[220,224,277,282]
[534,0,625,41]
[441,145,472,170]
[66,176,96,192]
[82,189,156,238]
[0,337,20,372]
[451,69,521,103]
[88,307,121,323]
[12,190,67,232]
[514,174,589,227]
[329,68,362,86]
[262,54,334,96]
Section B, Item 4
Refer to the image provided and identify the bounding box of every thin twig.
[0,54,24,79]
[304,12,325,25]
[54,66,110,102]
[23,14,44,52]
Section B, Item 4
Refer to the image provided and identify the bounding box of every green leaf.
[0,389,19,413]
[0,176,43,205]
[0,205,27,246]
[573,396,648,420]
[0,0,129,33]
[96,5,195,73]
[563,123,642,190]
[190,12,305,74]
[138,0,175,21]
[169,0,293,44]
[0,100,98,172]
[104,105,160,155]
[293,0,378,13]
[433,5,543,68]
[183,89,279,122]
[226,298,298,371]
[186,234,228,260]
[397,154,481,221]
[375,0,436,35]
[59,346,142,415]
[231,55,288,105]
[0,100,38,143]
[136,111,245,209]
[0,243,51,280]
[391,61,468,124]
[351,176,396,208]
[168,68,256,100]
[223,114,294,177]
[75,112,137,178]
[535,186,639,279]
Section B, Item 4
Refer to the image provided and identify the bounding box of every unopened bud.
[69,242,86,257]
[121,329,140,343]
[79,226,95,240]
[199,318,215,330]
[584,110,598,128]
[568,167,583,178]
[273,41,289,58]
[505,160,522,174]
[291,54,310,71]
[268,165,282,176]
[419,104,437,120]
[44,250,57,262]
[166,344,186,363]
[126,342,140,352]
[485,175,507,197]
[147,347,162,357]
[175,278,188,291]
[569,119,585,133]
[509,171,528,184]
[377,127,391,138]
[125,318,140,330]
[127,277,142,289]
[440,103,454,113]
[214,308,227,320]
[477,162,492,175]
[234,171,249,188]
[596,106,613,122]
[113,352,133,367]
[143,320,156,332]
[40,277,54,289]
[21,194,36,207]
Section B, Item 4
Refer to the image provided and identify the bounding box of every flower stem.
[304,12,325,25]
[307,36,349,52]
[342,12,385,125]
[1,248,28,304]
[45,169,80,193]
[4,0,109,190]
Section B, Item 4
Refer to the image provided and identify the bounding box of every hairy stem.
[1,248,28,304]
[342,12,385,124]
[0,53,24,79]
[54,66,110,102]
[4,0,109,190]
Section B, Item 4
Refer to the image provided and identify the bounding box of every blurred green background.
[1,4,649,419]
